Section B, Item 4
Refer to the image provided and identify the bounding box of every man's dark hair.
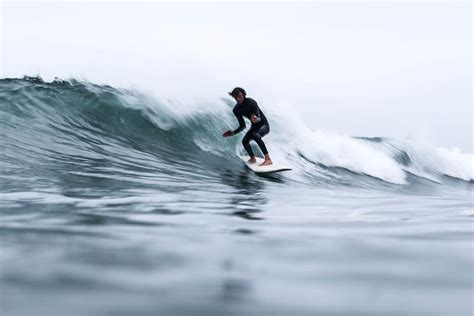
[228,87,246,97]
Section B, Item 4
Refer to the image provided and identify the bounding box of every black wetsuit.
[232,97,270,157]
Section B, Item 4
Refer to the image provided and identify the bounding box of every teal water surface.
[0,77,472,316]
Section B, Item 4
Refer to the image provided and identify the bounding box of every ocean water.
[0,77,472,316]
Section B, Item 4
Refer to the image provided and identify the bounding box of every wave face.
[1,77,472,194]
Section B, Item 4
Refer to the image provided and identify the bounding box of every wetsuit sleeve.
[232,106,246,134]
[248,99,261,121]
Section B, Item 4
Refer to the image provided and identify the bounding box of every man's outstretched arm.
[223,108,245,137]
[232,112,246,134]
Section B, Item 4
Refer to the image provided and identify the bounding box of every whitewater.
[0,76,473,316]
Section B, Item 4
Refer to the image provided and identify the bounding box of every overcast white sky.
[1,1,472,151]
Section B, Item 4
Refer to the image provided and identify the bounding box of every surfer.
[223,87,273,166]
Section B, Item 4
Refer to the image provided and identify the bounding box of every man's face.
[233,92,245,104]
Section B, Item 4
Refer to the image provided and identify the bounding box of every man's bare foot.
[259,159,273,166]
[247,157,257,164]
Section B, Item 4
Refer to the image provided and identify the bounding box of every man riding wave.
[223,87,273,166]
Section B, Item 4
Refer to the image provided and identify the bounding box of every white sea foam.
[266,105,473,184]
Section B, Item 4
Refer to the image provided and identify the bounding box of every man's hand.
[223,130,234,137]
[250,114,261,124]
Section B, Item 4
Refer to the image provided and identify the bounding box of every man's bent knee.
[252,133,261,141]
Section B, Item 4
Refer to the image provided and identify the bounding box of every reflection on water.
[219,169,267,220]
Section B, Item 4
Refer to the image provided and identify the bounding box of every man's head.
[228,87,246,104]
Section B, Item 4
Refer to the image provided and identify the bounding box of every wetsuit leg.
[242,124,270,156]
[242,130,254,157]
[252,124,269,155]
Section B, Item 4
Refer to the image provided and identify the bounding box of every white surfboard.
[240,155,292,173]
